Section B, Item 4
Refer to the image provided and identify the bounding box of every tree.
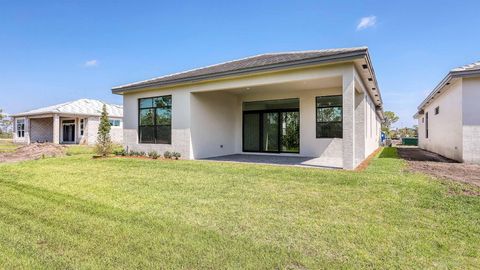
[0,108,12,138]
[94,104,113,156]
[382,111,399,133]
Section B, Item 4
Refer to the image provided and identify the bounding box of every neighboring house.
[112,47,384,169]
[11,99,123,145]
[414,61,480,163]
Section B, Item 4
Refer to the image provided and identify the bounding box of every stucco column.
[342,68,356,169]
[53,114,60,144]
[25,117,31,144]
[355,91,366,165]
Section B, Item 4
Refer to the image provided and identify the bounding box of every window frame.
[80,119,85,136]
[315,95,343,138]
[109,119,121,127]
[425,112,429,139]
[16,118,25,138]
[138,95,172,144]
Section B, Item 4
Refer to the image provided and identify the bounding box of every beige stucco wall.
[462,77,480,163]
[417,79,463,161]
[364,93,381,157]
[123,89,191,157]
[239,87,343,160]
[190,91,239,159]
[121,63,380,168]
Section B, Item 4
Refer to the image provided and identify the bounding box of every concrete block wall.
[30,118,53,143]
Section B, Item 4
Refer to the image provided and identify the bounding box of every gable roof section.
[416,60,480,116]
[12,99,123,118]
[112,47,372,93]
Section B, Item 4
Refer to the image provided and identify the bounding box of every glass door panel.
[262,112,279,152]
[243,113,260,151]
[281,111,299,152]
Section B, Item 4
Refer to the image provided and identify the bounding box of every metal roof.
[12,99,123,118]
[112,47,371,92]
[416,60,480,114]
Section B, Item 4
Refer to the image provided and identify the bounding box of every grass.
[0,139,17,153]
[0,147,479,269]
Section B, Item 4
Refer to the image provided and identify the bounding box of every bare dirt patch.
[0,143,66,163]
[397,147,480,188]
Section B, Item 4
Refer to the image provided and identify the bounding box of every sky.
[1,0,480,127]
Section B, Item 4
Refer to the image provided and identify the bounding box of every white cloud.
[84,59,99,67]
[356,16,377,30]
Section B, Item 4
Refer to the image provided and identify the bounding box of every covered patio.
[203,154,342,168]
[16,114,86,144]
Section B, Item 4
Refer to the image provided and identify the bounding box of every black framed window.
[316,95,342,138]
[138,95,172,144]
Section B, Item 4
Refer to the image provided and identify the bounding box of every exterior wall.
[30,118,53,143]
[13,115,123,146]
[121,63,379,167]
[238,87,343,161]
[417,79,463,161]
[190,91,239,159]
[462,77,480,163]
[84,116,123,145]
[123,89,191,158]
[364,93,381,157]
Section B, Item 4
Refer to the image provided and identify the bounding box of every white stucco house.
[11,99,123,145]
[112,47,384,169]
[414,61,480,163]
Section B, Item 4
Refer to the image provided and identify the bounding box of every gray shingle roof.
[112,47,368,92]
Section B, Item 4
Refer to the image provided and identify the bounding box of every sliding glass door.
[243,99,300,153]
[280,111,300,153]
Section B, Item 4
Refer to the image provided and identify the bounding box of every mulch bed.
[355,147,382,171]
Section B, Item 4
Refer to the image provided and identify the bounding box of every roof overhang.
[112,49,371,93]
[415,69,480,117]
[112,48,383,119]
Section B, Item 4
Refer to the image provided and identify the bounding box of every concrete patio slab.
[202,154,342,169]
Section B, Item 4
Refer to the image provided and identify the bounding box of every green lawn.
[0,148,479,269]
[0,139,17,153]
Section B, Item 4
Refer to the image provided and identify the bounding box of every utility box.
[402,137,418,146]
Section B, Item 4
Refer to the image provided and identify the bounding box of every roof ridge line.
[112,47,368,90]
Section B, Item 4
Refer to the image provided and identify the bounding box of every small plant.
[148,151,159,159]
[113,149,127,156]
[163,151,172,159]
[94,104,113,157]
[139,151,146,157]
[172,152,181,160]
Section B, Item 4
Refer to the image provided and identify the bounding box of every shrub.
[172,152,181,160]
[113,149,127,156]
[163,151,172,159]
[139,151,146,157]
[148,151,159,159]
